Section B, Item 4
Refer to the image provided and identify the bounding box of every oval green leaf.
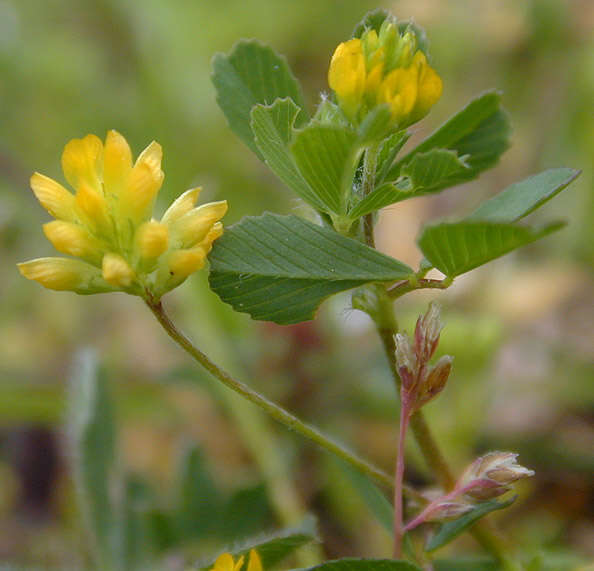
[418,220,565,278]
[212,40,308,157]
[209,213,413,324]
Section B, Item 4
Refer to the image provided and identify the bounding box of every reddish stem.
[393,400,412,558]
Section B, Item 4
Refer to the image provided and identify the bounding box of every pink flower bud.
[416,355,453,409]
[414,301,442,363]
[395,332,418,391]
[424,501,474,522]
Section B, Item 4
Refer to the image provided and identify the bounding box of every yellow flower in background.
[210,549,263,571]
[328,18,442,128]
[18,131,227,299]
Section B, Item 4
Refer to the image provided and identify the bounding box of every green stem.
[145,298,399,492]
[362,144,379,248]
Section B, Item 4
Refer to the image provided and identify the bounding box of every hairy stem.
[146,298,401,493]
[362,144,379,248]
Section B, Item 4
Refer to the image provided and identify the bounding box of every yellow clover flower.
[328,19,442,128]
[18,131,227,300]
[210,550,262,571]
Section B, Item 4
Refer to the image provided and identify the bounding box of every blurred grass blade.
[212,40,308,158]
[336,460,393,533]
[176,445,223,540]
[297,558,423,571]
[68,349,116,568]
[121,475,153,571]
[426,496,517,552]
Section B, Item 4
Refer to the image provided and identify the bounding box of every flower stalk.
[145,297,408,495]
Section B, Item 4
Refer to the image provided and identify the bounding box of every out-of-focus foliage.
[0,0,592,568]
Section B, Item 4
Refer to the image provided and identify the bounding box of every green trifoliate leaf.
[300,559,423,571]
[349,149,469,218]
[251,99,327,212]
[290,124,362,214]
[212,40,308,158]
[418,220,565,278]
[468,168,581,222]
[208,213,413,324]
[387,91,510,185]
[426,496,516,552]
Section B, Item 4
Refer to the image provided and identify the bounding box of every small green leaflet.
[208,213,413,324]
[349,149,469,219]
[386,91,510,185]
[212,40,308,158]
[417,167,580,277]
[291,124,361,215]
[418,221,564,278]
[426,496,516,552]
[468,168,580,222]
[298,558,422,571]
[251,99,327,212]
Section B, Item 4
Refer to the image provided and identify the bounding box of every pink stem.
[393,402,411,558]
[403,480,484,532]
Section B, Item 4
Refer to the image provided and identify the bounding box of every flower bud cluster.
[406,452,535,528]
[459,451,536,501]
[394,302,452,413]
[328,16,442,128]
[18,131,227,300]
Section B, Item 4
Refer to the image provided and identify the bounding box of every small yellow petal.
[380,64,419,122]
[247,550,262,571]
[102,252,135,287]
[43,221,102,262]
[212,553,235,571]
[234,556,245,571]
[135,220,169,260]
[18,257,106,292]
[103,129,132,196]
[171,201,228,248]
[161,187,201,225]
[75,181,111,236]
[61,134,103,191]
[197,221,224,255]
[409,52,442,123]
[167,248,206,278]
[121,158,164,224]
[30,172,76,221]
[328,38,366,120]
[135,140,162,173]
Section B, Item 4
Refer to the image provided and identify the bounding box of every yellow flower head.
[328,18,442,128]
[18,131,227,299]
[210,550,262,571]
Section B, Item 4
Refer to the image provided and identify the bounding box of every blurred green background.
[0,0,592,568]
